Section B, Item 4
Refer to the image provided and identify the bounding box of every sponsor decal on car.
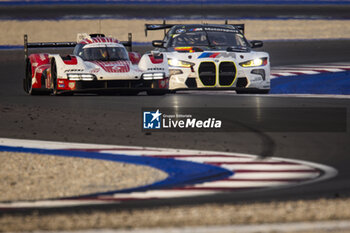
[90,68,100,73]
[204,27,239,33]
[188,28,203,32]
[198,52,221,59]
[64,69,84,73]
[148,67,165,71]
[92,61,130,73]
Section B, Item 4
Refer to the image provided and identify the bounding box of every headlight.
[239,57,268,67]
[168,59,194,68]
[142,72,165,80]
[67,73,96,81]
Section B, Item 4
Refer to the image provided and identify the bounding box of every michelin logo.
[143,109,162,129]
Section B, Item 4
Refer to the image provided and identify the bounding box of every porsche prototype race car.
[145,22,270,94]
[23,33,169,95]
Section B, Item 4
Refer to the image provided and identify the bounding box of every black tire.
[51,59,59,96]
[59,92,74,96]
[24,59,39,95]
[146,90,167,96]
[23,59,30,93]
[119,90,139,96]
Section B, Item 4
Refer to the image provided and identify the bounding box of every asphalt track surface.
[1,4,350,20]
[0,39,350,212]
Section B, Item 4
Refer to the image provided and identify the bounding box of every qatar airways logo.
[143,109,222,130]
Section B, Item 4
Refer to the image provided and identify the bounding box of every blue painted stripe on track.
[271,71,350,94]
[1,0,350,6]
[0,45,23,50]
[0,145,233,198]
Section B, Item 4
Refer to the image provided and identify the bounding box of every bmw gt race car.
[146,22,270,94]
[23,33,169,95]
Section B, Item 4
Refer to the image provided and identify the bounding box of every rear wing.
[24,33,133,60]
[145,20,245,37]
[145,20,175,37]
[228,24,245,34]
[24,34,75,60]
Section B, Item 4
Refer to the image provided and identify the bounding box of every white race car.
[146,23,270,94]
[23,33,169,95]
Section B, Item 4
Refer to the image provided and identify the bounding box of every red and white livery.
[23,33,169,95]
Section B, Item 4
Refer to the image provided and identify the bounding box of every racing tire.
[59,92,74,96]
[119,90,139,96]
[24,59,39,95]
[236,89,270,94]
[51,59,59,96]
[146,90,167,96]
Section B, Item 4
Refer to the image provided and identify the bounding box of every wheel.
[59,92,74,96]
[24,59,39,95]
[51,59,59,95]
[119,90,139,96]
[23,60,29,93]
[146,90,167,96]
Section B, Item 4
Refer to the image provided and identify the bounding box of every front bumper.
[56,78,169,93]
[169,65,270,90]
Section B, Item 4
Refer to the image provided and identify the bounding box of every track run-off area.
[0,138,338,209]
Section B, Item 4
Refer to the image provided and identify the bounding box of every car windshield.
[76,46,129,61]
[169,30,249,48]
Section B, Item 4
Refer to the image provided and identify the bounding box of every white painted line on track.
[313,68,345,72]
[27,220,350,233]
[179,157,261,163]
[229,172,320,180]
[0,200,115,208]
[270,62,350,80]
[271,72,297,77]
[108,190,217,199]
[271,69,315,73]
[194,180,297,188]
[218,164,314,170]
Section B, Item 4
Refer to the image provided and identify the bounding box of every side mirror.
[152,40,165,48]
[128,52,141,64]
[250,40,263,48]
